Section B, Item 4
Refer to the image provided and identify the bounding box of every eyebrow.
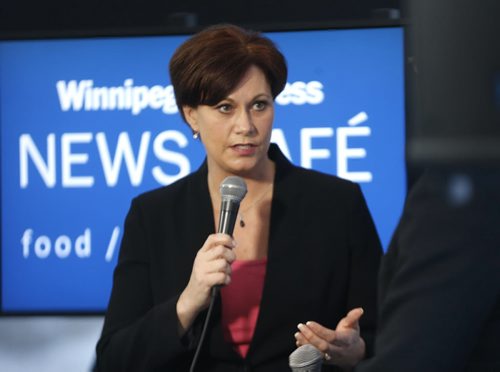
[222,93,272,103]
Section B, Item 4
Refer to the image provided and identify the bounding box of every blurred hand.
[294,308,366,370]
[176,233,236,333]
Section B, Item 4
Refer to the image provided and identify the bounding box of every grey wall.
[0,317,102,371]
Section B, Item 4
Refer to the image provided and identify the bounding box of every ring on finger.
[324,353,331,361]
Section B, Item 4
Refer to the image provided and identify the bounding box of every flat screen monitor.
[0,25,406,313]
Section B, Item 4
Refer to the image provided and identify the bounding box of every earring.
[192,132,199,139]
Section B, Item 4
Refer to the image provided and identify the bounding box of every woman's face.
[183,65,274,179]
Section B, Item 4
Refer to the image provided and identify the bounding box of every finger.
[213,233,237,249]
[294,331,308,347]
[204,245,235,263]
[201,234,235,252]
[206,271,231,286]
[221,246,236,263]
[337,308,364,330]
[325,343,346,357]
[206,257,231,275]
[297,323,331,353]
[304,321,336,343]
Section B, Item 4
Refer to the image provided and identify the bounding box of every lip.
[231,143,258,156]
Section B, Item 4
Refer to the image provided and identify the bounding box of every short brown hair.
[169,24,288,122]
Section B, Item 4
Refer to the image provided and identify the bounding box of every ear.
[182,106,199,133]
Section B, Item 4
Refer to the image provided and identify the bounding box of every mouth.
[232,143,257,149]
[231,143,258,155]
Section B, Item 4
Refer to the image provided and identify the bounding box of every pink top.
[220,258,267,358]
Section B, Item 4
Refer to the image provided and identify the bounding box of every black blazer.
[356,170,500,372]
[96,144,382,371]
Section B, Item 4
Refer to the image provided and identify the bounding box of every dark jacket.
[356,170,500,372]
[96,144,382,371]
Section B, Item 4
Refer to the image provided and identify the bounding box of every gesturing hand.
[294,308,366,370]
[176,233,236,334]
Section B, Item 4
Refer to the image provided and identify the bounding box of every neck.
[207,162,275,210]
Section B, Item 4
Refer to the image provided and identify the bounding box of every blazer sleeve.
[346,183,383,359]
[95,198,196,371]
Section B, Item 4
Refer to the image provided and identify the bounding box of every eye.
[253,100,269,111]
[216,103,232,113]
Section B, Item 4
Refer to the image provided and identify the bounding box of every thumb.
[337,307,364,330]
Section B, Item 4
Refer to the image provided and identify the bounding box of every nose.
[234,109,256,135]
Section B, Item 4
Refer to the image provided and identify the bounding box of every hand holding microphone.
[294,308,366,369]
[177,176,247,334]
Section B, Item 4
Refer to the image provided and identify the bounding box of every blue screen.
[0,27,405,313]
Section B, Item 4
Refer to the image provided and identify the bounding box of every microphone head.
[289,344,323,372]
[220,176,247,203]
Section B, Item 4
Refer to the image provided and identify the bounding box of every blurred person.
[356,169,500,372]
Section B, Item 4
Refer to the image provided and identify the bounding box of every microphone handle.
[213,198,241,296]
[217,199,240,236]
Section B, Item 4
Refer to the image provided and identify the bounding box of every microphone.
[211,176,247,297]
[217,176,247,236]
[289,344,323,372]
[190,176,248,372]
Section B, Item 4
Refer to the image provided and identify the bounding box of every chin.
[231,159,268,177]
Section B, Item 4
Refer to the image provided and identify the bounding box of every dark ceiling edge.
[0,18,405,41]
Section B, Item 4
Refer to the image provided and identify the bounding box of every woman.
[96,24,382,371]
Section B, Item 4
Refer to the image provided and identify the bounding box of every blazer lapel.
[247,145,305,361]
